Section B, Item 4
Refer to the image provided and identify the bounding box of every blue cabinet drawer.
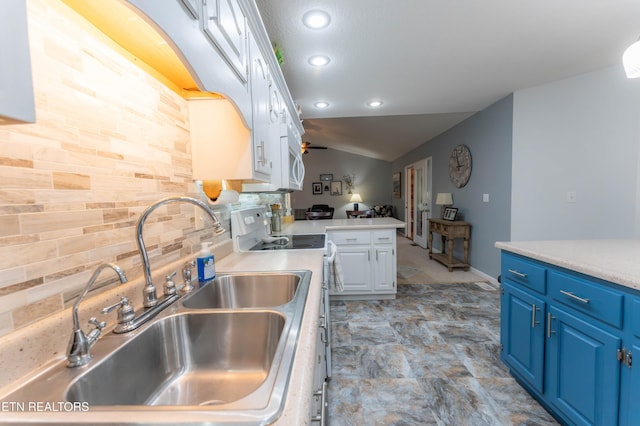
[548,270,624,329]
[501,252,547,295]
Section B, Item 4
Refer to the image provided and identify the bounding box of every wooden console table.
[428,219,470,271]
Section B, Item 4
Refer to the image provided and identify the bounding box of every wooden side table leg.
[447,238,454,272]
[428,230,433,259]
[463,237,469,271]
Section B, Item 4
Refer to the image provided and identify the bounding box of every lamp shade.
[350,193,363,203]
[435,193,453,206]
[623,39,640,78]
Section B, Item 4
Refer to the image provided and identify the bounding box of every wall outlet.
[483,193,489,203]
[194,206,205,230]
[566,191,577,203]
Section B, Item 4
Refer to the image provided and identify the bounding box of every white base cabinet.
[328,229,397,300]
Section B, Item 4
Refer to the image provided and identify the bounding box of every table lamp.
[350,193,363,211]
[435,193,453,218]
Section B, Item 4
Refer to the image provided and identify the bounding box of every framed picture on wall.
[392,172,401,198]
[312,182,322,195]
[330,181,342,196]
[443,207,458,221]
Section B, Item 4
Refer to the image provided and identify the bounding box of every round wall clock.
[449,144,472,188]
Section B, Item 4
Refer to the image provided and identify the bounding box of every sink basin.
[66,311,285,406]
[182,272,301,309]
[0,270,312,424]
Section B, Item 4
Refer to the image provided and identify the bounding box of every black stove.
[249,234,326,251]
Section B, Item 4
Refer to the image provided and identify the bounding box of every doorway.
[404,158,432,248]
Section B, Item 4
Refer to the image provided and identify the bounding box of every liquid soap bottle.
[197,242,215,283]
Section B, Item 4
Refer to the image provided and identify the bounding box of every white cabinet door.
[248,32,272,179]
[337,247,372,292]
[374,246,396,292]
[202,0,248,84]
[0,0,35,124]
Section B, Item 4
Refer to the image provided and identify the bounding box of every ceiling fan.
[301,141,327,154]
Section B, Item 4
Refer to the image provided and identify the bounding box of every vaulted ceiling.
[256,0,640,161]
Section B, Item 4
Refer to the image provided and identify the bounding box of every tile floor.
[326,281,560,425]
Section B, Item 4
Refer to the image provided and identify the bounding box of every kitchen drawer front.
[548,270,624,329]
[372,230,395,245]
[501,252,547,295]
[330,230,371,246]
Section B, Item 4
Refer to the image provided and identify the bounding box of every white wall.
[512,66,640,241]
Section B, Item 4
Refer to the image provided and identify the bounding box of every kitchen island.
[284,217,405,300]
[495,239,640,426]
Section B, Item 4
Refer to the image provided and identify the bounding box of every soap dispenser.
[196,242,215,283]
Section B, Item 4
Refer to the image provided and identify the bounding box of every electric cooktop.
[249,234,326,251]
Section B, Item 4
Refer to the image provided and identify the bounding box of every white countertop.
[495,239,640,292]
[282,217,405,234]
[0,241,325,425]
[215,249,325,426]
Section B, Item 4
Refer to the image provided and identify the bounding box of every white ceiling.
[255,0,640,161]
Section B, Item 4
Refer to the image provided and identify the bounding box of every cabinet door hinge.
[500,343,504,352]
[617,348,633,368]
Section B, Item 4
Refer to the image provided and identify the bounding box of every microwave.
[241,117,305,192]
[284,122,305,190]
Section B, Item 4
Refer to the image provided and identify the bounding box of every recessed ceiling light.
[308,55,330,66]
[314,101,330,109]
[367,100,384,108]
[303,10,331,29]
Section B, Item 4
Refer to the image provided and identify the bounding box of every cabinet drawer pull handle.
[547,312,556,338]
[531,304,539,328]
[507,269,527,278]
[559,290,590,304]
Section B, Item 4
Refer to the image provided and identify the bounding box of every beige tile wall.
[0,0,228,337]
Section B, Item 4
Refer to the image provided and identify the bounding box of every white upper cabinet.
[0,0,35,125]
[127,0,304,184]
[127,0,252,123]
[201,0,248,85]
[248,31,273,180]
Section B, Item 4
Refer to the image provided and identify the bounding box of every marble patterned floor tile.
[349,321,398,345]
[476,377,560,425]
[353,344,413,379]
[417,376,503,426]
[359,378,438,425]
[327,283,560,425]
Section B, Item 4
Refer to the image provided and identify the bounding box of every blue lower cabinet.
[501,282,545,392]
[546,306,621,426]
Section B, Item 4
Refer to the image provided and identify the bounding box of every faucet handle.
[88,317,106,330]
[182,261,196,293]
[102,297,135,325]
[164,271,178,296]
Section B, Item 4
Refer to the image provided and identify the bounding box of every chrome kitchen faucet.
[136,196,225,308]
[67,262,128,368]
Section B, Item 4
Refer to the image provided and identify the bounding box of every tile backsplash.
[0,0,228,337]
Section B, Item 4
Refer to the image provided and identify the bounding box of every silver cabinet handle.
[310,381,327,425]
[531,304,540,328]
[507,269,527,278]
[559,290,590,304]
[547,312,556,338]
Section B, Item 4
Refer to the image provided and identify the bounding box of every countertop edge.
[495,240,640,291]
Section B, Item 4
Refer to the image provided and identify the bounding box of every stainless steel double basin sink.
[1,271,312,425]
